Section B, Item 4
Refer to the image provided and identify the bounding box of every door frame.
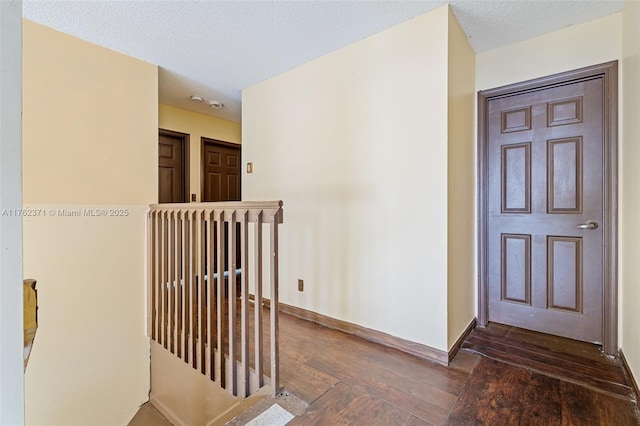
[159,128,190,202]
[477,61,618,355]
[200,137,242,202]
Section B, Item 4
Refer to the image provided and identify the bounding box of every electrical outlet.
[298,279,304,292]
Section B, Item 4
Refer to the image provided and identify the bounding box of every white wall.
[22,21,157,425]
[0,2,24,425]
[620,0,640,384]
[243,6,451,351]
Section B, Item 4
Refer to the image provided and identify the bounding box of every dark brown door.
[201,138,242,276]
[159,130,189,203]
[487,78,604,343]
[201,139,241,202]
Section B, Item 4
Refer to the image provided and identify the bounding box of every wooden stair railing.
[147,201,283,398]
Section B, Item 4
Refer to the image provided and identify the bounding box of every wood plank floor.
[461,324,634,400]
[135,304,640,425]
[279,318,640,425]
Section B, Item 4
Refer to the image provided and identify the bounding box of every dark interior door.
[487,77,604,343]
[201,139,241,202]
[201,138,242,275]
[159,131,188,203]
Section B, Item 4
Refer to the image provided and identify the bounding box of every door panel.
[487,78,604,343]
[548,138,582,212]
[501,233,531,305]
[547,236,582,312]
[206,173,222,202]
[502,143,531,213]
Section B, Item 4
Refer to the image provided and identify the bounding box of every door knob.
[575,220,599,230]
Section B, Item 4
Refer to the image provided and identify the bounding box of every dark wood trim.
[619,349,640,403]
[200,137,242,202]
[477,90,489,328]
[259,298,449,365]
[159,128,190,203]
[602,62,619,356]
[477,61,619,355]
[448,318,476,363]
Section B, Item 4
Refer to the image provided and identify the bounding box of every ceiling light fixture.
[191,95,204,103]
[209,101,224,109]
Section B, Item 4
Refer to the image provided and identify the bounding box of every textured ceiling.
[23,1,623,123]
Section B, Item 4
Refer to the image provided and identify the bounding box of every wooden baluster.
[176,211,183,359]
[182,212,188,363]
[228,211,238,395]
[270,214,280,395]
[173,211,181,355]
[168,211,175,354]
[202,209,213,380]
[195,211,201,371]
[156,212,162,344]
[156,211,163,345]
[173,210,182,357]
[254,212,264,390]
[206,210,215,381]
[149,210,156,341]
[158,210,166,345]
[216,210,226,389]
[189,210,198,369]
[186,211,193,364]
[240,211,250,397]
[162,211,169,349]
[181,211,189,362]
[198,210,206,374]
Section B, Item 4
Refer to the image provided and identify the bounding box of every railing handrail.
[149,201,283,224]
[149,200,282,211]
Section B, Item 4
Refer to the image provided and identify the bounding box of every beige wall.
[243,6,452,351]
[476,13,622,91]
[446,8,476,349]
[621,0,640,384]
[22,20,157,425]
[158,103,241,202]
